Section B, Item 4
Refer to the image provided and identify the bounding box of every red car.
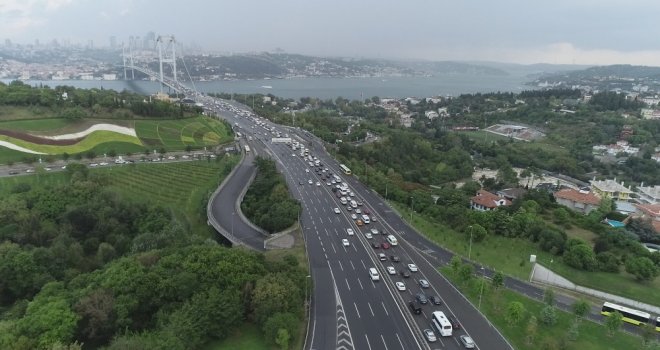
[381,242,391,249]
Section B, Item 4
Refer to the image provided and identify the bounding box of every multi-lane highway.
[200,96,514,350]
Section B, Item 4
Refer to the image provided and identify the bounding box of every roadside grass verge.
[0,117,74,131]
[203,323,274,350]
[394,201,660,307]
[442,267,645,350]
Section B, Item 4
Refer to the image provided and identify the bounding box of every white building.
[425,110,439,120]
[636,184,660,205]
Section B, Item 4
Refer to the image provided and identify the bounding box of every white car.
[308,179,313,185]
[351,213,358,220]
[99,162,109,166]
[408,264,418,272]
[347,228,354,236]
[355,208,362,214]
[423,329,437,343]
[316,182,321,186]
[334,208,340,214]
[395,282,406,291]
[327,182,332,186]
[305,169,309,173]
[342,239,350,247]
[365,232,373,239]
[370,228,379,235]
[349,192,355,197]
[459,335,475,348]
[386,266,396,275]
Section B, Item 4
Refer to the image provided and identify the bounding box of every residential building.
[634,203,660,233]
[590,177,633,201]
[636,184,660,205]
[554,188,600,214]
[425,110,439,120]
[470,189,512,211]
[496,188,527,201]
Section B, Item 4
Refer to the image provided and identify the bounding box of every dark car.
[415,292,428,304]
[299,181,304,185]
[371,242,380,249]
[332,187,338,192]
[408,301,422,315]
[390,255,400,262]
[447,315,461,329]
[429,295,442,306]
[400,270,411,278]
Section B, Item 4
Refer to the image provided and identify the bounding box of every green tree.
[625,256,659,282]
[543,288,555,307]
[18,284,79,348]
[604,311,623,336]
[596,251,621,272]
[252,274,302,325]
[539,305,557,326]
[450,255,462,276]
[525,315,538,345]
[505,301,525,326]
[468,224,487,242]
[640,323,657,346]
[263,313,298,347]
[491,271,504,291]
[572,299,590,320]
[458,264,474,284]
[276,329,290,350]
[567,319,580,341]
[563,243,598,271]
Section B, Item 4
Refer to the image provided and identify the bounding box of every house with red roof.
[634,203,660,233]
[553,188,600,214]
[470,189,512,211]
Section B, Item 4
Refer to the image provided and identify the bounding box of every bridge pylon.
[156,35,177,93]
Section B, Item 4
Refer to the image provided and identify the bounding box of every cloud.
[0,0,74,37]
[496,43,660,66]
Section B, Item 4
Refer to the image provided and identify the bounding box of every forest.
[0,163,307,349]
[241,157,301,233]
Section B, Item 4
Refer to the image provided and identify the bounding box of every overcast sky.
[2,0,660,66]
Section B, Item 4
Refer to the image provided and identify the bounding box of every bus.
[601,302,650,326]
[431,311,453,337]
[244,145,251,153]
[339,164,352,175]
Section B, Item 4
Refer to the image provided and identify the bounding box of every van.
[362,214,370,224]
[387,235,398,246]
[408,301,422,315]
[369,268,380,281]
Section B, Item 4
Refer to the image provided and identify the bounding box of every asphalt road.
[199,96,513,350]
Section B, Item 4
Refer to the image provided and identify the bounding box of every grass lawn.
[442,267,646,350]
[0,117,74,132]
[135,117,232,150]
[204,323,275,350]
[394,201,660,307]
[101,157,239,236]
[457,130,511,143]
[392,202,551,280]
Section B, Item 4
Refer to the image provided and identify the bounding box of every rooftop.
[590,178,633,194]
[472,189,511,208]
[554,188,601,205]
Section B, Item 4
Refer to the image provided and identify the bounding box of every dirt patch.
[0,129,82,145]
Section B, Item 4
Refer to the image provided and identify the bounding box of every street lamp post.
[468,225,474,260]
[410,197,414,222]
[231,211,235,236]
[478,266,485,309]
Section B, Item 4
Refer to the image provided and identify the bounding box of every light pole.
[468,225,474,260]
[231,211,235,236]
[410,196,414,222]
[478,266,485,309]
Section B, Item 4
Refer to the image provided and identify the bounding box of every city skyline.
[2,0,660,66]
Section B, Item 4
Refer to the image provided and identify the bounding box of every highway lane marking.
[319,217,323,224]
[380,334,389,350]
[345,279,351,291]
[353,302,360,318]
[395,334,404,350]
[332,243,337,254]
[350,261,355,270]
[338,260,344,271]
[381,302,389,316]
[360,259,366,269]
[368,302,375,317]
[357,278,363,290]
[364,335,373,350]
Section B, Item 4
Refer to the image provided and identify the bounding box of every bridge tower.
[156,35,177,93]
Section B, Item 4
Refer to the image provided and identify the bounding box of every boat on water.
[261,85,273,89]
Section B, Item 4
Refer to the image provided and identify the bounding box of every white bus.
[244,145,251,153]
[601,302,650,326]
[431,311,453,337]
[339,164,352,175]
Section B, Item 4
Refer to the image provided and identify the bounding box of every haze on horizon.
[2,0,660,67]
